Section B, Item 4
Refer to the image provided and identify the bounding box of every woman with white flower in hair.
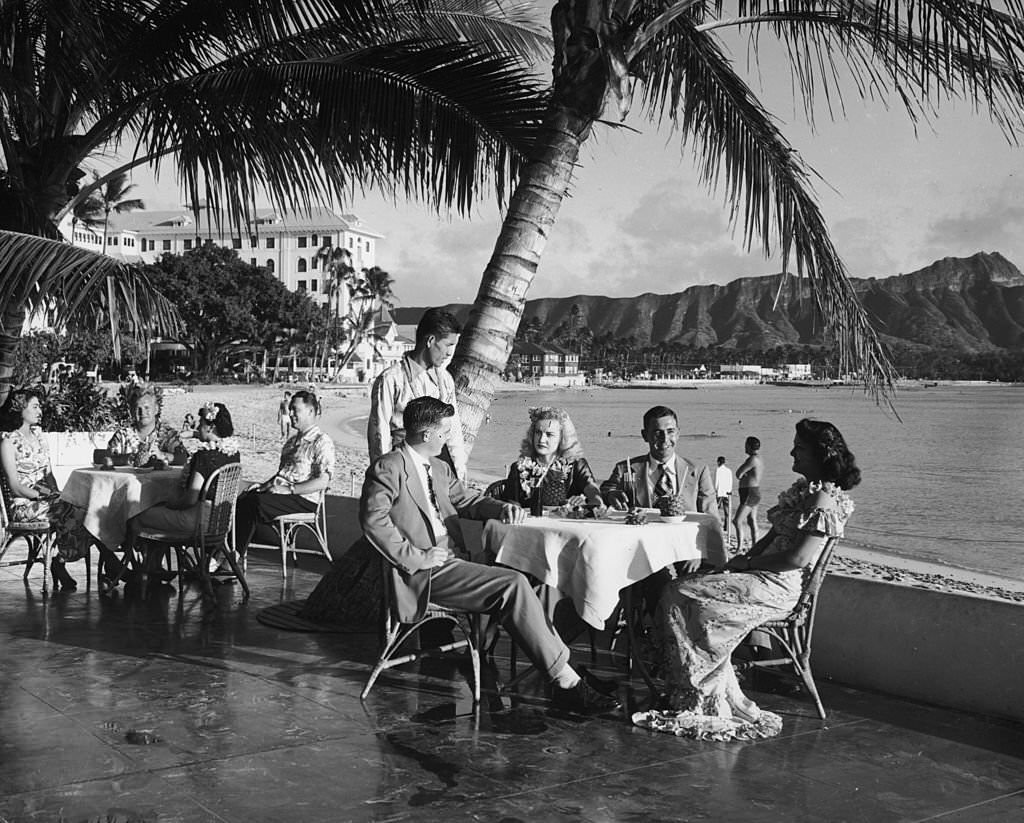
[633,418,859,742]
[500,406,606,513]
[125,402,240,584]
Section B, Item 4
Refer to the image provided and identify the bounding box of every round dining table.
[482,510,727,630]
[60,466,182,549]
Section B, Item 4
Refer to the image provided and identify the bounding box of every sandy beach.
[161,382,1024,604]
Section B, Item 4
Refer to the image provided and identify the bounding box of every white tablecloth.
[482,512,727,629]
[60,467,182,549]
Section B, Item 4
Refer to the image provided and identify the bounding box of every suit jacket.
[600,453,716,513]
[360,447,504,622]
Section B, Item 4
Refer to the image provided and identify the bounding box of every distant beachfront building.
[66,206,384,309]
[719,363,763,382]
[511,342,584,386]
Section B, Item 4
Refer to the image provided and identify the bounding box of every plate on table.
[659,514,686,523]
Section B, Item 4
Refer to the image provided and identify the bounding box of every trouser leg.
[234,491,316,554]
[428,559,570,680]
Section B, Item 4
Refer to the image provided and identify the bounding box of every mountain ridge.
[402,251,1024,353]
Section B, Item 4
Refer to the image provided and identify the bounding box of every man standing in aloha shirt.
[367,308,468,478]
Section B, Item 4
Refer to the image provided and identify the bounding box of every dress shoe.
[50,558,78,591]
[552,679,622,717]
[577,664,620,696]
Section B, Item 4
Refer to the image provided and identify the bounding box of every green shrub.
[40,373,121,432]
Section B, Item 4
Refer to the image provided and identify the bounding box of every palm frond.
[0,231,181,357]
[633,16,898,403]
[127,41,547,228]
[695,2,1024,137]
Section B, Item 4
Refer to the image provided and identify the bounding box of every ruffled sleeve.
[796,490,854,538]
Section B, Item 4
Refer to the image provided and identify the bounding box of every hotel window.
[298,236,308,248]
[297,258,307,273]
[250,235,258,246]
[232,237,242,249]
[348,237,353,249]
[298,280,307,292]
[311,256,318,269]
[162,240,171,251]
[366,240,371,252]
[250,258,257,266]
[311,234,318,246]
[266,237,275,249]
[310,279,318,292]
[184,239,193,250]
[266,259,274,273]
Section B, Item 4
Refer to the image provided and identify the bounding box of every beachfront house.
[511,342,585,386]
[68,206,383,310]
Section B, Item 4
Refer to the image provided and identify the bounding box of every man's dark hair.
[745,436,761,452]
[642,405,677,431]
[415,308,462,346]
[717,456,726,465]
[403,396,455,435]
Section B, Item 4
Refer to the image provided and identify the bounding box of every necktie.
[654,464,673,498]
[424,464,442,518]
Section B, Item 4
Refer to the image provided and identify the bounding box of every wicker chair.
[247,489,331,579]
[135,463,248,601]
[483,479,508,500]
[0,471,64,594]
[737,536,840,719]
[361,556,487,703]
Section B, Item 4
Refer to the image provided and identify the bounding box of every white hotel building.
[67,206,384,308]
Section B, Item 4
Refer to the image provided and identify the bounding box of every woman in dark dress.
[126,402,240,583]
[501,406,606,512]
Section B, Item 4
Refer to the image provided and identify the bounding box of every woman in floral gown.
[500,407,606,512]
[0,390,99,590]
[633,418,859,741]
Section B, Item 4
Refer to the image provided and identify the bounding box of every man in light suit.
[361,396,620,716]
[601,405,717,605]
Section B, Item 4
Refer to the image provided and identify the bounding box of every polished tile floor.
[2,550,1022,823]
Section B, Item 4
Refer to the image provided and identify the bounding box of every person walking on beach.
[367,308,467,478]
[279,390,292,439]
[734,436,764,549]
[714,456,735,546]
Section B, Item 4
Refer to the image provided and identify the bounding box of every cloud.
[924,181,1024,267]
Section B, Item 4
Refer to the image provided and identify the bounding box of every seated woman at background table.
[633,418,859,742]
[125,402,240,584]
[499,407,606,514]
[107,384,188,468]
[0,390,100,590]
[235,390,334,555]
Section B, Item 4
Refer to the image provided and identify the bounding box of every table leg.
[622,586,659,695]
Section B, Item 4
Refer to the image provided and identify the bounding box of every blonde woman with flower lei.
[124,403,240,584]
[500,407,606,514]
[108,383,188,468]
[633,418,859,742]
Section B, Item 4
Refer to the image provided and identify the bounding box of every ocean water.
[468,384,1024,582]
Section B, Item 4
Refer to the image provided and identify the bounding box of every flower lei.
[516,456,568,498]
[179,436,241,487]
[772,478,854,520]
[199,402,219,424]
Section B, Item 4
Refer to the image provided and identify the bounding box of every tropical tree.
[0,231,180,402]
[449,1,1024,447]
[94,172,145,254]
[0,0,549,400]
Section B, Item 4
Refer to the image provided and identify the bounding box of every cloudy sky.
[124,35,1024,308]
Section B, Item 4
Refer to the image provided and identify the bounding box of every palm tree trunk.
[0,302,27,407]
[449,106,593,450]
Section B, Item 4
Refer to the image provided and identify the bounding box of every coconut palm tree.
[94,172,145,256]
[449,1,1024,446]
[0,0,549,402]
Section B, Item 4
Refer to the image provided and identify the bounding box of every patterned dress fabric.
[2,429,94,561]
[633,479,854,741]
[503,457,598,508]
[108,421,184,466]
